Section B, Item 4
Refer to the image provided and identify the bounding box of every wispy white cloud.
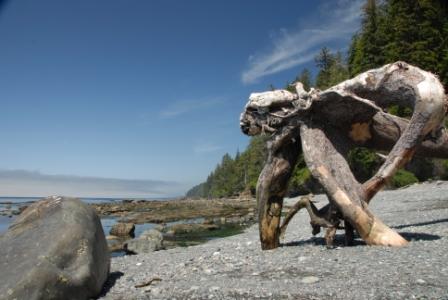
[159,97,225,119]
[241,0,364,84]
[0,169,183,198]
[193,143,222,154]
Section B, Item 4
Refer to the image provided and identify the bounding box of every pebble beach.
[98,181,448,300]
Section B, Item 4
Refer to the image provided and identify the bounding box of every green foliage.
[405,157,434,182]
[188,0,448,199]
[348,0,448,89]
[349,0,387,76]
[315,47,334,89]
[288,157,315,196]
[387,104,413,118]
[348,148,382,183]
[390,169,419,188]
[186,136,268,198]
[242,136,269,193]
[439,159,448,180]
[296,68,312,91]
[286,68,313,93]
[315,48,350,89]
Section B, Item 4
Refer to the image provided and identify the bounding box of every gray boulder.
[0,196,110,300]
[110,222,135,237]
[125,229,164,254]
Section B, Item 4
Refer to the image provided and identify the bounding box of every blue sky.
[0,0,363,198]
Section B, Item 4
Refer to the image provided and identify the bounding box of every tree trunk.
[300,122,408,246]
[257,128,301,250]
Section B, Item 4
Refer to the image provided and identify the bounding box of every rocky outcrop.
[110,222,135,237]
[125,229,164,254]
[0,196,110,300]
[91,197,256,224]
[166,223,219,235]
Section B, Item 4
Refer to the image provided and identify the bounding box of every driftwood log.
[240,62,447,250]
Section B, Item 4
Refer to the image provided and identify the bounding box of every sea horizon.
[0,195,181,205]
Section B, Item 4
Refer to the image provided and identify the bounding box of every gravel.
[98,182,448,300]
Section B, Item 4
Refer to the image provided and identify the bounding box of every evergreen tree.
[285,68,313,93]
[243,136,268,194]
[328,51,350,86]
[209,153,236,198]
[350,0,448,88]
[186,136,268,198]
[384,1,437,70]
[296,68,312,91]
[315,47,334,89]
[315,48,350,89]
[348,0,387,76]
[187,0,448,199]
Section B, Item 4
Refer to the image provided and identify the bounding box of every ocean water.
[0,196,189,237]
[0,197,208,258]
[0,197,126,235]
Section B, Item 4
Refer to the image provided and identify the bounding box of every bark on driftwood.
[240,62,447,250]
[256,127,301,249]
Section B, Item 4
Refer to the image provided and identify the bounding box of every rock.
[154,224,165,232]
[166,223,219,234]
[108,239,125,252]
[110,222,135,237]
[203,218,214,225]
[0,196,110,300]
[125,229,164,254]
[18,205,29,213]
[416,279,426,284]
[141,228,163,240]
[0,209,13,217]
[301,276,319,284]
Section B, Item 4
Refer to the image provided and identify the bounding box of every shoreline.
[1,196,258,255]
[99,181,448,299]
[92,197,257,255]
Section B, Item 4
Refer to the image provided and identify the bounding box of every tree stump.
[240,62,447,250]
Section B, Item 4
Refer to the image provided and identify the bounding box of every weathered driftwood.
[240,62,447,250]
[256,127,301,249]
[279,194,345,247]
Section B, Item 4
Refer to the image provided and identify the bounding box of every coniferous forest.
[186,0,448,199]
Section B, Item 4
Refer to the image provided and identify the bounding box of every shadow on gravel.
[399,232,440,241]
[97,271,124,298]
[282,234,365,248]
[282,229,441,248]
[393,218,448,230]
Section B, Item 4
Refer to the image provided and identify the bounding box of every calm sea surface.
[0,196,147,235]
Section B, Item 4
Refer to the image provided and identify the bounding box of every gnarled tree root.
[240,62,447,249]
[280,194,345,248]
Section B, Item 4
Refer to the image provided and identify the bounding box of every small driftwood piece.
[280,195,332,238]
[240,62,447,250]
[134,277,162,288]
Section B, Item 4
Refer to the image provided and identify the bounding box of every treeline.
[186,0,448,199]
[349,0,448,88]
[186,136,268,198]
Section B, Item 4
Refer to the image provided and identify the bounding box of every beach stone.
[125,229,164,254]
[110,222,135,237]
[301,276,319,284]
[167,223,219,234]
[0,196,110,300]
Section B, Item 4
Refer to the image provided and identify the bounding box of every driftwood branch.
[279,195,335,237]
[256,127,301,250]
[240,62,447,249]
[279,194,345,247]
[134,277,162,288]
